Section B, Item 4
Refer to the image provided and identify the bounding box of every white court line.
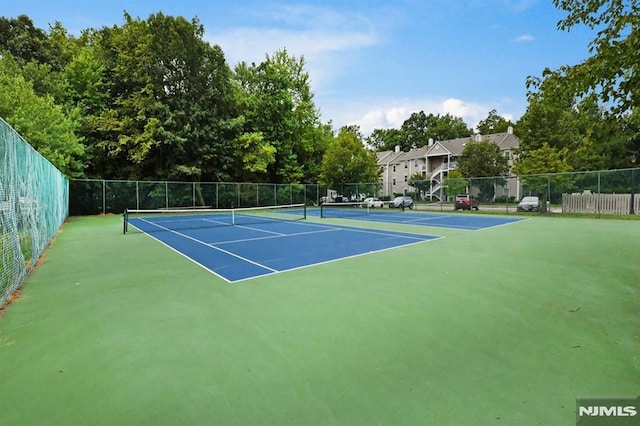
[135,217,278,273]
[332,226,435,241]
[131,217,443,283]
[212,227,341,245]
[402,216,450,223]
[340,213,481,230]
[128,221,234,283]
[230,236,444,284]
[233,224,287,236]
[474,217,528,231]
[203,218,233,226]
[335,212,524,231]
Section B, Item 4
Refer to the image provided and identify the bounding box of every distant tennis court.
[125,204,440,282]
[318,202,524,230]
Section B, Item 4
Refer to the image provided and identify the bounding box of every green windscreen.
[0,118,69,308]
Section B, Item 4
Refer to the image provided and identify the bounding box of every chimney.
[395,145,400,153]
[507,126,513,134]
[428,138,434,146]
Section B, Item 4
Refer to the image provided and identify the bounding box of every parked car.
[363,197,384,208]
[389,196,413,209]
[454,194,479,211]
[517,196,540,212]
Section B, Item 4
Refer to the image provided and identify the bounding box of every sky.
[3,0,596,135]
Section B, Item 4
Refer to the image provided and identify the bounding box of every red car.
[454,194,479,211]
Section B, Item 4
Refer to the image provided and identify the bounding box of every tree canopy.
[319,126,381,189]
[457,140,509,200]
[476,109,514,135]
[0,54,84,176]
[550,0,640,116]
[525,0,640,164]
[0,14,329,183]
[458,140,509,178]
[366,111,471,152]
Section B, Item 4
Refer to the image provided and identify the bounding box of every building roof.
[376,150,403,165]
[392,145,430,162]
[382,131,519,162]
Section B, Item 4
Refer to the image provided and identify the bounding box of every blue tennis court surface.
[315,207,524,230]
[128,214,439,282]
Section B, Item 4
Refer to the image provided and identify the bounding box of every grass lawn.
[0,213,638,425]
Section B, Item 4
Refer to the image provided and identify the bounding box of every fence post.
[597,171,601,216]
[631,161,636,214]
[547,175,551,213]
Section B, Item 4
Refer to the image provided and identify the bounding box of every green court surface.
[0,214,638,425]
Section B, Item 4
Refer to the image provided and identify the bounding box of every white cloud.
[501,0,539,12]
[514,34,535,42]
[205,5,378,90]
[212,27,377,66]
[331,97,495,136]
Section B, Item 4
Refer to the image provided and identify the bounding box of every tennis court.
[317,202,525,230]
[125,205,440,282]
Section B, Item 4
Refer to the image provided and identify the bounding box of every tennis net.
[320,202,388,219]
[124,204,306,233]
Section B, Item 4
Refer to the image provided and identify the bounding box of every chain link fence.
[69,167,639,216]
[390,168,639,214]
[1,118,69,307]
[69,180,322,215]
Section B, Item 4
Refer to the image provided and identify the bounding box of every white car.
[363,197,384,208]
[517,196,540,212]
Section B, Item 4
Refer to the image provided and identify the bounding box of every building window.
[414,160,418,167]
[392,178,396,186]
[404,175,408,182]
[393,165,396,172]
[404,161,408,169]
[504,150,510,159]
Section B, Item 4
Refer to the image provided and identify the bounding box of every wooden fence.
[562,193,640,215]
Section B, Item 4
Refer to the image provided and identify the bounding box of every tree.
[516,82,625,172]
[513,142,573,210]
[550,0,640,116]
[0,55,84,177]
[513,142,572,177]
[82,13,242,181]
[421,113,472,142]
[476,109,514,134]
[145,12,239,182]
[234,49,321,183]
[297,121,333,183]
[400,111,471,149]
[368,112,471,152]
[400,111,431,148]
[0,16,56,67]
[366,127,405,152]
[443,169,467,200]
[529,0,640,161]
[408,172,429,200]
[319,126,381,191]
[457,140,509,200]
[458,140,509,178]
